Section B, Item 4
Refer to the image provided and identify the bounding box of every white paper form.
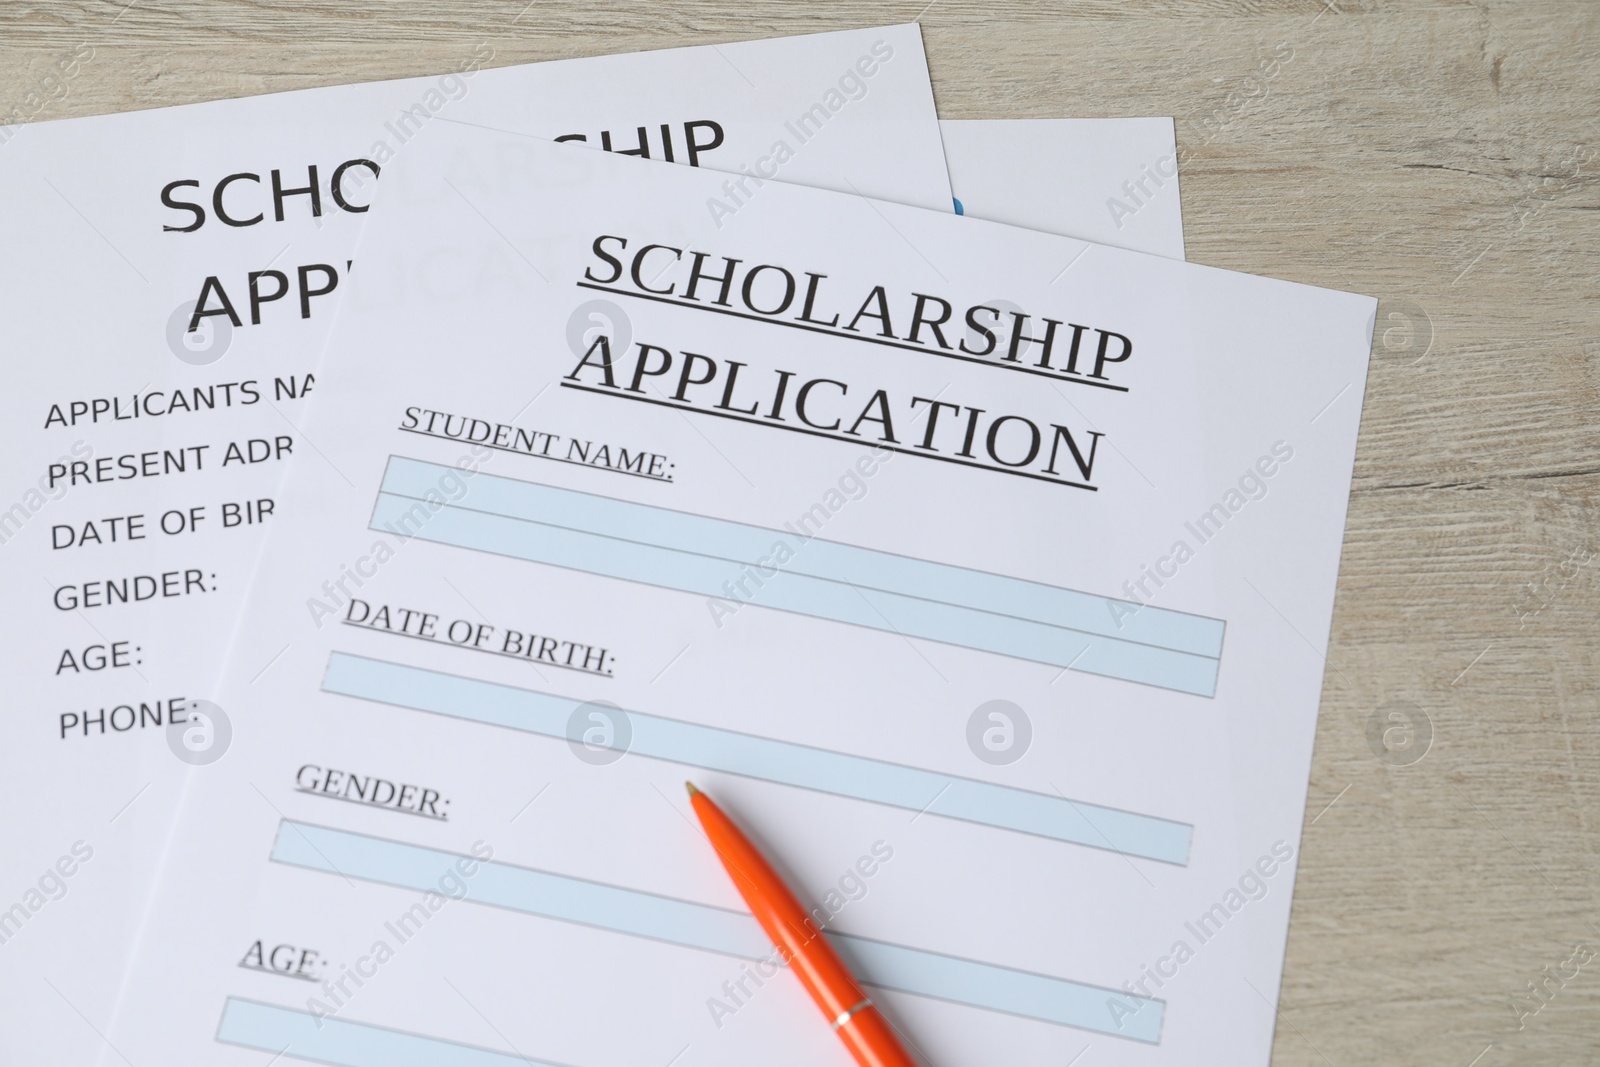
[111,124,1369,1066]
[0,26,951,1066]
[941,118,1186,259]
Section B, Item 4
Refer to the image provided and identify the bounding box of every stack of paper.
[0,25,1371,1067]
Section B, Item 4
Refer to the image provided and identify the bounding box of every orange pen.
[686,783,918,1067]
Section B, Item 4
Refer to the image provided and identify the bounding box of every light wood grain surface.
[5,2,1596,1064]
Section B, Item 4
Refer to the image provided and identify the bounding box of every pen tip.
[684,781,701,797]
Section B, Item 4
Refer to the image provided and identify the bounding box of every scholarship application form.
[0,25,953,1065]
[111,125,1371,1066]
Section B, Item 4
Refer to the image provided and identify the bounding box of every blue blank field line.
[216,997,570,1066]
[323,652,1191,865]
[268,821,1164,1043]
[374,457,1224,697]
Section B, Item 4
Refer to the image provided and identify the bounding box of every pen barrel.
[691,790,919,1066]
[835,1003,920,1067]
[757,900,869,1022]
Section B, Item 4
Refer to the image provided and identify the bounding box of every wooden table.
[7,2,1596,1063]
